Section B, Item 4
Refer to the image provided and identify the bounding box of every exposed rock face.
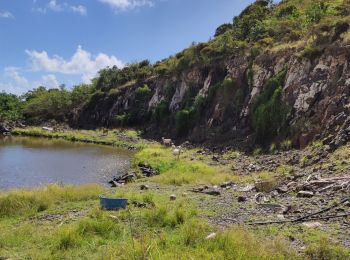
[77,42,350,148]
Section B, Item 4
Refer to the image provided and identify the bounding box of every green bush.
[0,92,23,121]
[176,109,190,136]
[277,5,298,18]
[305,239,350,260]
[153,101,169,123]
[300,46,324,60]
[252,67,290,145]
[135,84,151,99]
[222,78,236,94]
[114,113,130,126]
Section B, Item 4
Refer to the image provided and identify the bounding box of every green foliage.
[57,227,83,250]
[0,92,23,121]
[114,113,130,127]
[214,23,232,37]
[277,5,298,18]
[70,84,94,108]
[232,0,270,41]
[305,239,350,260]
[306,1,329,24]
[96,60,153,91]
[153,100,169,123]
[135,84,151,99]
[222,77,235,92]
[23,86,72,123]
[175,93,206,136]
[300,46,324,60]
[176,109,190,136]
[280,139,292,151]
[207,82,221,103]
[22,84,95,124]
[252,68,290,145]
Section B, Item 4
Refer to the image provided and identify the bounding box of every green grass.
[0,185,302,259]
[0,184,102,218]
[12,127,145,149]
[134,145,234,185]
[1,135,350,258]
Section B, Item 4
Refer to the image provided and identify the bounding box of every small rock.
[205,233,217,240]
[110,181,123,188]
[286,181,297,189]
[132,201,147,208]
[277,214,285,220]
[220,181,235,189]
[237,196,248,202]
[170,194,177,201]
[297,191,314,198]
[303,222,322,228]
[205,190,221,196]
[239,185,255,192]
[255,193,268,203]
[140,184,149,191]
[212,155,219,162]
[277,186,289,194]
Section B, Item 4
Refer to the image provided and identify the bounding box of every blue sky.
[0,0,257,94]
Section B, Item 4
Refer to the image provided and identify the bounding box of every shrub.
[281,139,292,151]
[251,67,290,145]
[135,84,151,99]
[300,46,324,60]
[77,216,122,239]
[114,113,130,127]
[57,227,83,250]
[305,239,350,260]
[0,92,23,121]
[153,101,169,123]
[108,87,120,97]
[189,96,206,121]
[176,109,190,136]
[222,78,236,94]
[277,5,298,18]
[214,23,233,37]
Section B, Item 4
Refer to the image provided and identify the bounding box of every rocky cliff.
[75,1,350,150]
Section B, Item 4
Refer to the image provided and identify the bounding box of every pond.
[0,136,132,190]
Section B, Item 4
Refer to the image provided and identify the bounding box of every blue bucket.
[99,196,128,210]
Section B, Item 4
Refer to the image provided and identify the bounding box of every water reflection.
[0,136,132,190]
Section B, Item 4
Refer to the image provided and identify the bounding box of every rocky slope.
[75,1,350,150]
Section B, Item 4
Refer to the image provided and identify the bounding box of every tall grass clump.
[305,239,350,260]
[56,226,84,250]
[0,184,102,218]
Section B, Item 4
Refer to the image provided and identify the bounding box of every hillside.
[2,0,350,150]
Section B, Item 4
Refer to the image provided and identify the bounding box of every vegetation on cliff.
[1,0,350,144]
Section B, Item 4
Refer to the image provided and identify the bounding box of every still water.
[0,136,132,190]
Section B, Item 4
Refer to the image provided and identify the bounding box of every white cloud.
[0,11,14,19]
[4,67,29,88]
[0,67,61,94]
[99,0,154,11]
[33,1,87,16]
[48,0,63,12]
[39,74,59,88]
[25,46,124,83]
[70,5,87,16]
